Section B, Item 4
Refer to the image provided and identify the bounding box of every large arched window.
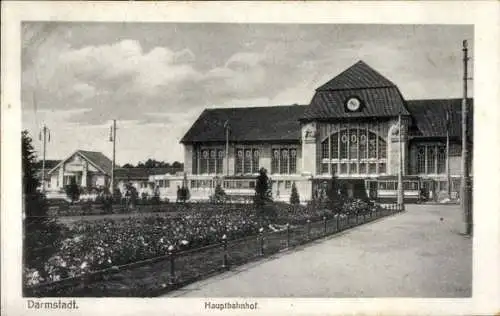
[320,128,387,175]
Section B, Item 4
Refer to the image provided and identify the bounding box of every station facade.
[167,61,473,203]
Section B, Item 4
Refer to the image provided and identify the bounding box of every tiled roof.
[48,150,113,175]
[406,98,473,138]
[35,160,61,170]
[317,60,396,91]
[77,150,113,175]
[303,61,410,120]
[114,168,177,180]
[302,87,410,120]
[181,105,307,143]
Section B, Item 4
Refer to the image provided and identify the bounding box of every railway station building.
[165,61,473,203]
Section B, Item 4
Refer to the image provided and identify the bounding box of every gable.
[303,87,409,120]
[317,60,396,91]
[47,150,112,175]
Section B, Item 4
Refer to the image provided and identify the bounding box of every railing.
[25,203,404,297]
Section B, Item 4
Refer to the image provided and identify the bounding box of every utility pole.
[446,110,451,198]
[39,125,50,193]
[224,120,230,176]
[397,111,405,210]
[109,120,117,193]
[461,40,472,236]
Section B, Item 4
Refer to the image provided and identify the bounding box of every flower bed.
[24,199,381,288]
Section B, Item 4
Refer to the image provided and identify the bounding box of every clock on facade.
[345,97,362,112]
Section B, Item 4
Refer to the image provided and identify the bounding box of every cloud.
[21,23,473,164]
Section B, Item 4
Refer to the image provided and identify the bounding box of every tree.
[172,161,183,170]
[254,168,275,225]
[212,183,226,204]
[125,183,138,209]
[254,168,271,206]
[122,163,134,168]
[326,174,344,212]
[22,130,63,287]
[178,173,190,203]
[65,177,80,204]
[290,182,300,205]
[152,186,161,204]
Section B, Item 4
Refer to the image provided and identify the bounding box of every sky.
[21,23,473,165]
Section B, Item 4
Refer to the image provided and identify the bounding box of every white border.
[2,1,500,315]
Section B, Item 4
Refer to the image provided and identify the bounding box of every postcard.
[2,1,500,315]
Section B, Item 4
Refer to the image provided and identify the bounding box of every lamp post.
[39,125,50,193]
[109,120,117,193]
[397,112,405,211]
[224,120,230,177]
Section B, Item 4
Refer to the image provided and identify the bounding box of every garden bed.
[24,200,399,296]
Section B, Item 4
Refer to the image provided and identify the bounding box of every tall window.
[416,147,426,174]
[427,147,436,174]
[244,149,252,174]
[235,149,243,174]
[235,147,260,174]
[437,147,446,174]
[280,149,289,174]
[208,150,216,173]
[271,147,298,174]
[200,149,209,174]
[321,127,387,175]
[192,149,198,174]
[271,149,280,174]
[415,144,446,174]
[217,150,224,174]
[252,149,259,172]
[290,149,297,174]
[194,148,224,175]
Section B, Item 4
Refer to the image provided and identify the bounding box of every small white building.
[45,150,112,198]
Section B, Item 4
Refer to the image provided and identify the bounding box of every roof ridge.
[316,60,396,91]
[407,97,473,102]
[77,149,104,154]
[204,104,308,111]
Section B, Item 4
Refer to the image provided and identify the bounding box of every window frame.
[320,126,387,176]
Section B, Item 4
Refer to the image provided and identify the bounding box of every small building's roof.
[77,151,113,174]
[302,61,410,120]
[406,98,473,138]
[181,105,307,143]
[114,168,177,180]
[34,159,61,170]
[48,150,113,175]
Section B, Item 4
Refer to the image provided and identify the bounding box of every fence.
[25,203,404,297]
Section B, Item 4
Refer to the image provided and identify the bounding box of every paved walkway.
[164,205,472,297]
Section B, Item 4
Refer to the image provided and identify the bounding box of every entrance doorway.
[420,180,436,201]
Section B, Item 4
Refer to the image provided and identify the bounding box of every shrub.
[254,167,272,206]
[124,183,138,208]
[178,186,190,203]
[290,182,300,204]
[112,188,122,204]
[65,178,80,204]
[141,192,149,202]
[152,187,161,205]
[326,175,345,212]
[211,183,226,204]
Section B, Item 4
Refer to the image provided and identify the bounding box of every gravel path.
[164,204,471,297]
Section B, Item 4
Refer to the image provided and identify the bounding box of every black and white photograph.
[2,1,500,316]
